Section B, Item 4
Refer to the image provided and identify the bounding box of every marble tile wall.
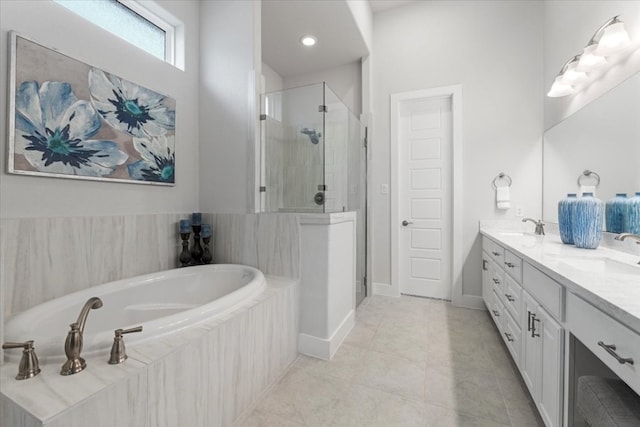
[1,277,299,427]
[0,213,185,318]
[207,213,301,279]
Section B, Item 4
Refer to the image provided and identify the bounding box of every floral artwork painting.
[8,32,176,185]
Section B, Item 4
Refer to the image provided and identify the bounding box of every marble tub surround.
[480,224,640,333]
[1,276,299,427]
[0,213,187,319]
[205,213,301,279]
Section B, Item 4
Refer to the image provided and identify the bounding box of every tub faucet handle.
[108,326,143,365]
[2,340,41,380]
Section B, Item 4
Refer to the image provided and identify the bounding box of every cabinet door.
[520,290,540,398]
[537,305,564,427]
[482,252,492,307]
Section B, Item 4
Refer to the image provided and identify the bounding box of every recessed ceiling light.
[300,35,317,47]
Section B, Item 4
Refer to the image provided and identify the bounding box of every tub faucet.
[61,297,103,376]
[522,218,545,235]
[614,234,640,264]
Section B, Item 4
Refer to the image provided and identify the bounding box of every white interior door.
[397,96,452,299]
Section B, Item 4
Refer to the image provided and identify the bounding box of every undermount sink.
[559,256,640,277]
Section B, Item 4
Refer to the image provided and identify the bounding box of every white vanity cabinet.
[483,237,523,366]
[521,289,564,427]
[482,236,564,427]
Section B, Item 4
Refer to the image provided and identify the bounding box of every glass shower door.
[262,83,325,212]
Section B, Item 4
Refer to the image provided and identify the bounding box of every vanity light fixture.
[300,35,317,47]
[548,15,632,97]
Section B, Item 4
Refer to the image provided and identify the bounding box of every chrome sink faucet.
[522,218,545,235]
[615,234,640,264]
[61,297,103,375]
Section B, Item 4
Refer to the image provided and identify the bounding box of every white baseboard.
[458,294,486,310]
[298,310,354,360]
[372,282,400,297]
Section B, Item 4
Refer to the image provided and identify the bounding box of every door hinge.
[364,276,368,296]
[364,126,368,148]
[259,186,266,192]
[317,184,327,191]
[259,114,267,121]
[318,105,328,113]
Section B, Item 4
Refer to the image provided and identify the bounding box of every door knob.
[402,220,413,226]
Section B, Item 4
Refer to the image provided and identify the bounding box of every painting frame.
[7,31,177,186]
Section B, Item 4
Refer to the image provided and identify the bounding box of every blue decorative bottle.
[558,193,577,244]
[572,193,603,249]
[605,193,627,233]
[624,192,640,234]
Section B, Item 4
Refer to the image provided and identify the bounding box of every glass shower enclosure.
[261,82,367,305]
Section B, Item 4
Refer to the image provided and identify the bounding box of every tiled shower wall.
[0,212,301,352]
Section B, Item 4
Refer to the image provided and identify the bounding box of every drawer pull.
[531,315,540,338]
[504,262,516,268]
[598,341,634,365]
[504,294,515,302]
[527,310,532,332]
[492,310,500,317]
[504,332,514,342]
[491,251,500,257]
[482,259,489,271]
[492,278,501,284]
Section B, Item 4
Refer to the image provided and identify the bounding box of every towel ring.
[577,170,600,187]
[492,173,512,189]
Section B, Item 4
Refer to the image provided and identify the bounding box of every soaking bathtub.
[4,264,266,362]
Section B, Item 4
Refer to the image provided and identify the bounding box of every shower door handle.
[402,220,413,227]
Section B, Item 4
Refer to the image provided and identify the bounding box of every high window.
[54,0,178,67]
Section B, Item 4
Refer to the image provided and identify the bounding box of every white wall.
[263,62,284,93]
[283,61,363,115]
[544,1,640,130]
[0,0,201,218]
[199,0,261,214]
[372,1,544,298]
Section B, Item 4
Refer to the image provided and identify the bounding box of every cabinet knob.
[491,251,500,256]
[504,332,514,342]
[492,278,500,284]
[504,294,515,302]
[492,310,500,317]
[504,262,515,268]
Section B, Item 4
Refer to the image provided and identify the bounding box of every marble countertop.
[480,226,640,334]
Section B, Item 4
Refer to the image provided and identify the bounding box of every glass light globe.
[596,22,630,55]
[547,76,574,97]
[577,44,606,72]
[561,61,588,85]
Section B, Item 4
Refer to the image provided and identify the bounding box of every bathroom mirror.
[543,72,640,225]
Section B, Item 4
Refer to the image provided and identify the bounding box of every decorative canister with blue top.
[572,193,603,249]
[605,193,627,233]
[624,192,640,234]
[558,193,577,244]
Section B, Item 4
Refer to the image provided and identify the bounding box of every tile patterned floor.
[235,295,544,427]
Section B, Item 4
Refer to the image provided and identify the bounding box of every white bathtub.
[4,264,266,362]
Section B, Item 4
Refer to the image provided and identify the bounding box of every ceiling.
[262,0,370,78]
[369,0,417,13]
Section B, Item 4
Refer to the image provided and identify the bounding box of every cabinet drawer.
[491,264,505,296]
[503,250,523,284]
[523,263,563,321]
[502,274,522,327]
[503,309,521,366]
[487,240,505,265]
[489,290,505,329]
[567,292,640,395]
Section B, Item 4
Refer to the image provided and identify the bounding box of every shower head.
[300,128,321,145]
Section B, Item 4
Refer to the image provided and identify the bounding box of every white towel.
[579,185,596,197]
[496,187,511,210]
